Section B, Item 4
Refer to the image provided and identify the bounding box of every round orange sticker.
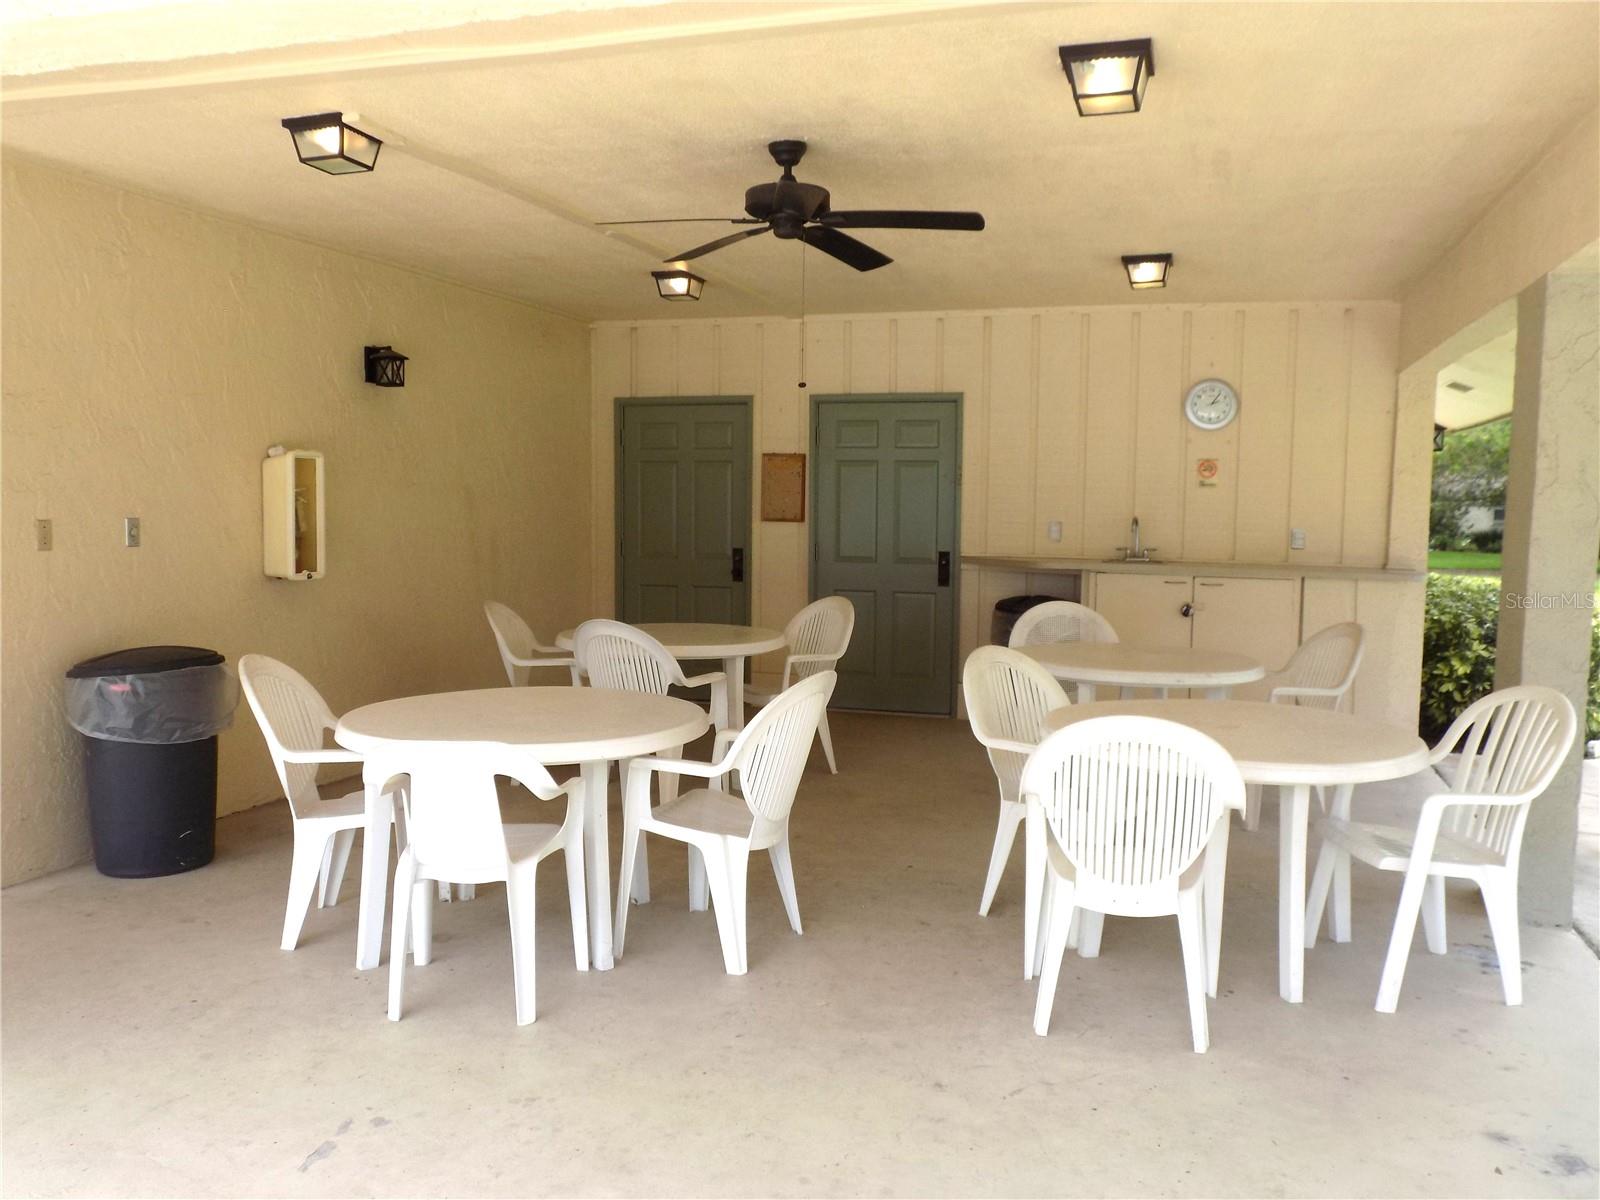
[1197,458,1219,480]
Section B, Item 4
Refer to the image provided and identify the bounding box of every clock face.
[1185,379,1239,430]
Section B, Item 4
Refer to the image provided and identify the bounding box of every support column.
[1496,260,1599,927]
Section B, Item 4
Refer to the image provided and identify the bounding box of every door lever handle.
[937,550,951,587]
[731,547,745,583]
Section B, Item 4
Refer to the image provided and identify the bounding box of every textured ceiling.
[3,1,1597,321]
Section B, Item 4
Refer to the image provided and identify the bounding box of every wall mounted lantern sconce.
[1121,252,1172,289]
[364,345,408,387]
[652,268,705,301]
[1433,424,1448,452]
[281,112,383,174]
[1059,39,1155,116]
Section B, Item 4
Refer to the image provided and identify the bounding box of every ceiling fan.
[599,140,985,272]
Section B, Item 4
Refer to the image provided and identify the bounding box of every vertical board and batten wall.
[590,302,1422,725]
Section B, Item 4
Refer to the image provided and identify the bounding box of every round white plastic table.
[1042,699,1429,1003]
[336,687,708,972]
[1017,642,1265,702]
[556,622,786,730]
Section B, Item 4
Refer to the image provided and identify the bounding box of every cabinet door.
[1190,577,1301,700]
[1092,574,1194,648]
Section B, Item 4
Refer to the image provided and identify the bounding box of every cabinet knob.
[1180,602,1194,618]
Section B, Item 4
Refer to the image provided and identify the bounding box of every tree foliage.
[1430,419,1510,549]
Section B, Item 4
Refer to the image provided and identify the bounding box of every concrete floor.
[4,712,1598,1198]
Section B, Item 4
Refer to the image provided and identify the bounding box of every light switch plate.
[1290,528,1307,550]
[35,519,52,551]
[124,517,141,548]
[1046,520,1063,543]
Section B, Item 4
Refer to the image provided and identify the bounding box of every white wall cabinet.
[1091,572,1300,699]
[262,449,324,580]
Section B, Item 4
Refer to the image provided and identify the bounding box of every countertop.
[962,554,1425,582]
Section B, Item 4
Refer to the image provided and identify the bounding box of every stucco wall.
[1,157,593,885]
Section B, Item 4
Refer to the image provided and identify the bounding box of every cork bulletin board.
[761,453,806,522]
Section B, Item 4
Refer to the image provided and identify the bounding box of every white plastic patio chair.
[1306,685,1576,1013]
[1243,622,1366,830]
[962,647,1071,967]
[743,596,855,773]
[238,654,396,951]
[383,743,588,1026]
[612,670,836,975]
[1007,600,1119,649]
[1023,716,1246,1052]
[485,601,581,687]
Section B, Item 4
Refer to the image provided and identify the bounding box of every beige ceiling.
[4,1,1598,322]
[1436,329,1515,430]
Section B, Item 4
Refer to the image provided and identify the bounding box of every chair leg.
[281,828,329,951]
[1076,910,1105,958]
[1422,876,1448,955]
[323,828,356,908]
[564,829,589,972]
[1306,840,1338,949]
[1177,886,1210,1053]
[1376,866,1432,1013]
[387,851,416,1021]
[623,757,652,906]
[688,848,710,912]
[1243,784,1263,833]
[614,825,642,959]
[979,801,1025,917]
[769,835,802,934]
[1481,874,1523,1006]
[316,837,335,909]
[816,710,838,774]
[1032,880,1076,1036]
[506,872,539,1026]
[1203,818,1230,999]
[410,874,435,966]
[1327,784,1354,943]
[1024,807,1045,980]
[702,841,750,975]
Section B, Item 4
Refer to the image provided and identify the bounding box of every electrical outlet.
[1046,520,1063,543]
[35,519,52,551]
[124,517,141,548]
[1290,528,1307,551]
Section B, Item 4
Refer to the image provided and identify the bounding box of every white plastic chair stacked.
[382,743,588,1026]
[613,671,837,975]
[1023,716,1246,1052]
[239,654,395,951]
[484,601,581,687]
[962,647,1072,975]
[744,596,855,773]
[1006,600,1119,649]
[1306,685,1576,1013]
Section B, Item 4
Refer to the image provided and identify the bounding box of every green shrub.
[1420,574,1501,742]
[1588,613,1600,744]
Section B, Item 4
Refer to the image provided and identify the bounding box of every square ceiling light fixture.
[281,112,382,174]
[1121,253,1172,290]
[1059,39,1155,116]
[652,268,705,301]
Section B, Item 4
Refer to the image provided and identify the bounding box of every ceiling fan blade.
[800,226,892,272]
[819,210,985,231]
[666,225,772,262]
[597,217,764,226]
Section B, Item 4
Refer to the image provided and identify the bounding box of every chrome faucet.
[1115,515,1156,562]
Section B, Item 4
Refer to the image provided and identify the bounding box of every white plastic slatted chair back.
[484,601,541,687]
[725,671,836,841]
[1008,600,1119,649]
[1021,716,1245,908]
[1274,622,1365,709]
[1433,686,1577,868]
[963,646,1072,799]
[782,597,855,685]
[573,619,680,695]
[384,743,566,884]
[239,654,338,820]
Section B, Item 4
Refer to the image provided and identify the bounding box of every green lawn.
[1429,550,1502,571]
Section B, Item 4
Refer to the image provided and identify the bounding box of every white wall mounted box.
[262,449,325,579]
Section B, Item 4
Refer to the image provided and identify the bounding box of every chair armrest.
[1268,685,1345,704]
[978,736,1036,758]
[506,652,576,669]
[680,670,727,689]
[785,653,837,666]
[281,748,364,766]
[713,728,737,757]
[628,755,727,782]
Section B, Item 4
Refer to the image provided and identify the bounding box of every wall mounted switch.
[124,517,141,548]
[1290,528,1307,550]
[35,519,52,551]
[1046,520,1063,543]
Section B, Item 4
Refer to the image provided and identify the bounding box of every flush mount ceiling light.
[652,268,705,301]
[1059,39,1155,116]
[1121,253,1172,289]
[281,112,382,174]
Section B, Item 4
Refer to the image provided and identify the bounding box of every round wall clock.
[1184,378,1239,430]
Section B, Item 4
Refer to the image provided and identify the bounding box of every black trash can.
[65,646,239,878]
[991,595,1068,647]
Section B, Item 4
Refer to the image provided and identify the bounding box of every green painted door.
[618,400,752,624]
[813,397,960,714]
